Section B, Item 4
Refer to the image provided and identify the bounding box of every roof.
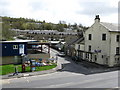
[49,41,65,44]
[100,22,120,32]
[68,37,84,45]
[1,40,37,43]
[13,29,77,35]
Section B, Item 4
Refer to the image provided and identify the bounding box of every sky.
[0,0,119,26]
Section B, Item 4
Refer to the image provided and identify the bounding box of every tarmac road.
[1,48,119,88]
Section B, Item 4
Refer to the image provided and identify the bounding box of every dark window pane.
[102,34,106,40]
[116,47,120,55]
[116,35,120,42]
[88,34,92,40]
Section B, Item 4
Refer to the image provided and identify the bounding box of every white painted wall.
[109,32,120,66]
[84,18,120,66]
[75,16,120,66]
[75,44,84,51]
[85,21,111,65]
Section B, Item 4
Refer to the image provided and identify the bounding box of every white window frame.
[13,45,18,49]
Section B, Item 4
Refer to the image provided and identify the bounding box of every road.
[1,48,119,88]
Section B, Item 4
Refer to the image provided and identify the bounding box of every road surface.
[1,48,119,88]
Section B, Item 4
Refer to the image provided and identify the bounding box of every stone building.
[76,15,120,67]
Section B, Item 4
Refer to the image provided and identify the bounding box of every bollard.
[13,66,18,76]
[22,64,25,73]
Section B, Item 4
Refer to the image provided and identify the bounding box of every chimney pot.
[95,15,100,22]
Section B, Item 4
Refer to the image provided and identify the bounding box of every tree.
[57,21,65,32]
[2,23,15,40]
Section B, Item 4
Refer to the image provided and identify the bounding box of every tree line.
[0,16,89,40]
[1,16,88,31]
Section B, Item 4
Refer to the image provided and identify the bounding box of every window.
[86,53,89,59]
[86,53,88,58]
[95,55,97,62]
[91,54,92,59]
[116,47,120,55]
[116,35,120,42]
[88,45,91,52]
[102,55,104,58]
[78,45,80,50]
[88,34,92,40]
[13,45,18,49]
[4,46,7,48]
[106,58,108,64]
[102,34,106,40]
[115,58,120,64]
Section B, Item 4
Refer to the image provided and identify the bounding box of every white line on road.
[1,80,10,84]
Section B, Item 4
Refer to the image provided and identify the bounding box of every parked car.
[58,52,65,57]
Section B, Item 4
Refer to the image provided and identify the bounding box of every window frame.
[88,45,91,52]
[13,45,18,49]
[116,47,120,55]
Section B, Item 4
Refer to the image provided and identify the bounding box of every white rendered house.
[77,15,120,67]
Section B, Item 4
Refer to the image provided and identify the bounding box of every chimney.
[95,15,100,23]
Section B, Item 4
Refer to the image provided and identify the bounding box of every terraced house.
[76,15,120,67]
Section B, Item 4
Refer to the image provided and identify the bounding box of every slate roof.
[14,29,77,35]
[100,22,120,32]
[1,40,37,43]
[68,37,84,45]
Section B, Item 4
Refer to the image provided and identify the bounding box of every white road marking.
[1,80,10,84]
[26,80,29,83]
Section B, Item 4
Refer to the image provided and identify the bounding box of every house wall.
[1,42,27,65]
[84,20,120,66]
[2,42,27,56]
[85,21,111,65]
[75,44,84,51]
[109,32,120,66]
[75,44,84,58]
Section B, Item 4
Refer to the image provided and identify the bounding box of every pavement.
[78,60,120,72]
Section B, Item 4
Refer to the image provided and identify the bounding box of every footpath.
[65,56,119,75]
[76,60,119,74]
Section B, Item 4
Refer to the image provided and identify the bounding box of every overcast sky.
[0,0,119,26]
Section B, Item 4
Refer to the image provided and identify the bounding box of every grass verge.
[0,64,57,75]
